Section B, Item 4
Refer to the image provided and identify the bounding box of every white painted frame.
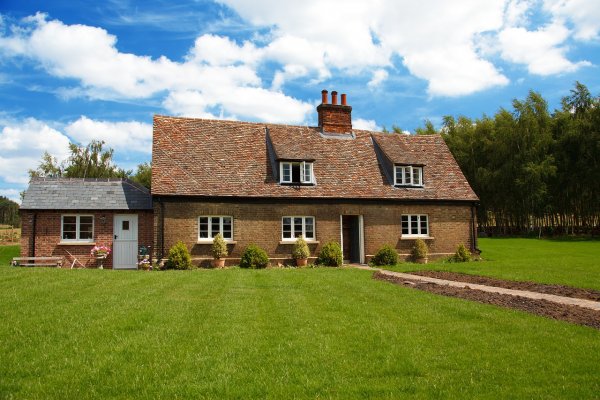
[279,161,314,184]
[281,216,315,241]
[394,165,423,187]
[401,214,430,237]
[61,214,94,243]
[198,216,234,241]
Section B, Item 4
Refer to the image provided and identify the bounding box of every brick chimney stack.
[317,89,352,134]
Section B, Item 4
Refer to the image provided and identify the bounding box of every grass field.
[0,245,19,266]
[386,237,600,290]
[1,250,599,398]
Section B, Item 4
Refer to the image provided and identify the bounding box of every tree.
[0,196,19,226]
[415,120,437,135]
[131,162,152,189]
[29,140,130,179]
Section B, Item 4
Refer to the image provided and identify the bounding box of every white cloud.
[499,22,590,75]
[0,13,313,123]
[354,118,381,131]
[1,1,596,112]
[0,118,71,184]
[187,34,262,66]
[164,87,313,123]
[543,0,600,40]
[368,69,388,89]
[65,117,153,154]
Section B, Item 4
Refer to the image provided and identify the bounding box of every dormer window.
[394,165,423,187]
[280,161,314,184]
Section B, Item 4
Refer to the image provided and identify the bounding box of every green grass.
[0,265,599,399]
[0,245,19,266]
[384,237,600,290]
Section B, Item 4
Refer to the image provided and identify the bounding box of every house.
[152,90,479,266]
[19,178,153,269]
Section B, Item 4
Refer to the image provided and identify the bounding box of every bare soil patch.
[374,271,600,330]
[410,270,600,302]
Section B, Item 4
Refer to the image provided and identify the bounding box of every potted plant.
[292,237,310,267]
[411,239,428,264]
[211,233,228,268]
[138,256,153,271]
[90,245,111,269]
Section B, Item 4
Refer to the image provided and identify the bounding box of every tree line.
[0,196,19,226]
[438,82,600,235]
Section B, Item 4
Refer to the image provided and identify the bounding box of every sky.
[1,0,599,203]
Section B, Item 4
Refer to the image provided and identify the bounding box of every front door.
[113,214,138,269]
[341,215,361,264]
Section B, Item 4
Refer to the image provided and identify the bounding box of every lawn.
[385,237,600,290]
[0,263,599,399]
[0,244,19,266]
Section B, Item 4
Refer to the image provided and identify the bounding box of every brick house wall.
[154,197,475,266]
[20,210,153,269]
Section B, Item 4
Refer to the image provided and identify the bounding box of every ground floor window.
[61,215,94,242]
[401,214,429,237]
[198,216,233,240]
[282,216,315,240]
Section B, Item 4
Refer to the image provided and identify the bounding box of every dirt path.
[373,271,600,330]
[410,270,600,301]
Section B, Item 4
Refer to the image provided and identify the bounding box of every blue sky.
[1,0,599,202]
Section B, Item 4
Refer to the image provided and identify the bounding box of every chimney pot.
[341,93,347,106]
[321,89,328,104]
[331,91,338,105]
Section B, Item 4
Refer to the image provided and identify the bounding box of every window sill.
[196,240,237,244]
[58,242,96,246]
[280,182,315,186]
[279,240,319,245]
[400,236,434,240]
[394,185,424,188]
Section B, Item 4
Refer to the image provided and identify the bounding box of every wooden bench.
[11,257,64,268]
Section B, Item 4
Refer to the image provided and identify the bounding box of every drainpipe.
[159,198,165,260]
[30,212,37,257]
[471,203,481,255]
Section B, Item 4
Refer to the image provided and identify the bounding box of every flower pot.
[212,258,226,268]
[414,257,428,264]
[295,258,308,267]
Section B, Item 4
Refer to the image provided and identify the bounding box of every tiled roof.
[21,178,152,210]
[152,115,478,202]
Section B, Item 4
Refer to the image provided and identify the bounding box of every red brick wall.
[20,210,153,269]
[155,199,475,266]
[317,104,352,133]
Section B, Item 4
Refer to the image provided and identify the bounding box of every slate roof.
[21,178,153,210]
[152,115,478,202]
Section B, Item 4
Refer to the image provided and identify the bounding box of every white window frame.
[198,216,233,241]
[394,165,423,187]
[280,161,314,184]
[61,214,94,243]
[401,214,429,237]
[281,216,315,241]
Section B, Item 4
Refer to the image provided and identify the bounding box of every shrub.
[411,239,428,260]
[371,244,399,266]
[292,237,310,260]
[165,241,193,270]
[239,244,270,269]
[317,241,343,267]
[449,244,471,262]
[211,233,228,259]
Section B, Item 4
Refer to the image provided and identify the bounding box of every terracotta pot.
[211,258,226,268]
[414,257,428,264]
[295,258,308,267]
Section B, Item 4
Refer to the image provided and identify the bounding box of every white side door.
[113,214,138,269]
